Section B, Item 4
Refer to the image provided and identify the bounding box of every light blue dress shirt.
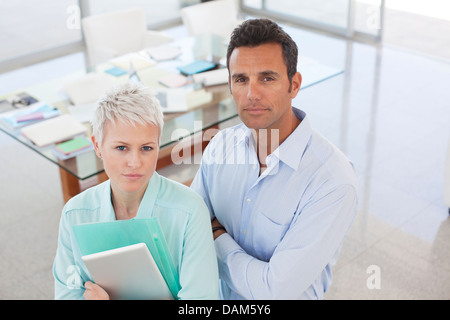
[190,108,358,299]
[53,172,219,300]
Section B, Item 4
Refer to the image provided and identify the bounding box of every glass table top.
[0,34,343,181]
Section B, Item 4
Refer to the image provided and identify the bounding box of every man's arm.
[211,217,226,239]
[214,184,358,299]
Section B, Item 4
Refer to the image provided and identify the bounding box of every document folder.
[72,218,181,299]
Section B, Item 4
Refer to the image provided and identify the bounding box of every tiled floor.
[1,12,450,299]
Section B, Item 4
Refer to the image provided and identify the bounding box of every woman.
[53,82,218,299]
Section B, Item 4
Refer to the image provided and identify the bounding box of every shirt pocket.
[252,210,291,261]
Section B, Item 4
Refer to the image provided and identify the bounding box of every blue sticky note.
[105,66,128,76]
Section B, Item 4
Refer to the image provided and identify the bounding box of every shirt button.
[246,198,251,203]
[253,164,257,170]
[242,230,247,235]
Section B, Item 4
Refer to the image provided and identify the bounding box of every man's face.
[228,42,301,131]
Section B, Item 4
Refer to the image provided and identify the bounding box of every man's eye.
[263,77,274,82]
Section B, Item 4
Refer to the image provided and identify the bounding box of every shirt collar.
[238,108,312,171]
[100,172,161,221]
[135,172,161,219]
[277,108,312,170]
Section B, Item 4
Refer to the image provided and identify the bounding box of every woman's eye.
[142,146,153,151]
[116,146,126,151]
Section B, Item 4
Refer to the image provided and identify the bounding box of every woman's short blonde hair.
[91,82,164,146]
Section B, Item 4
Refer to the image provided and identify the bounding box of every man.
[190,18,358,299]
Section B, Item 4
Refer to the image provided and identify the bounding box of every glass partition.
[241,0,384,41]
[0,0,82,64]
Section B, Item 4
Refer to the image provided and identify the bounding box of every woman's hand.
[83,281,110,300]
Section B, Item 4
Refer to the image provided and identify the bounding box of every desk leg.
[59,168,108,203]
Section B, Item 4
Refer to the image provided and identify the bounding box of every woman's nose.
[127,150,141,168]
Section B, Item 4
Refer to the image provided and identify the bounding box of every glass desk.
[0,35,343,202]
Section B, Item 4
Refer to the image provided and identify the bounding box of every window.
[0,0,82,63]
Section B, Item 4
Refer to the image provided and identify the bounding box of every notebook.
[21,114,87,147]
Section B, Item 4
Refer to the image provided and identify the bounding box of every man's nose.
[247,80,262,101]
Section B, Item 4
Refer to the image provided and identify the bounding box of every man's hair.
[92,82,164,145]
[226,18,298,82]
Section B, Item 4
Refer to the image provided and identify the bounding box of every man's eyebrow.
[231,70,280,79]
[231,72,247,79]
[260,70,280,77]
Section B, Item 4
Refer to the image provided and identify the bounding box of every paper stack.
[0,102,60,129]
[21,114,88,147]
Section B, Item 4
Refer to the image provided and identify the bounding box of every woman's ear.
[91,135,102,159]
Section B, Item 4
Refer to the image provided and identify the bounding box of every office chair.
[81,8,173,67]
[180,0,241,41]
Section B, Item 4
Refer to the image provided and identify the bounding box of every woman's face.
[92,118,159,197]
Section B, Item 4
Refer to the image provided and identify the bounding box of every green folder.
[72,218,181,299]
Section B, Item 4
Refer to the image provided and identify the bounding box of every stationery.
[72,218,181,299]
[177,60,216,76]
[158,74,188,88]
[104,66,128,77]
[0,102,60,129]
[147,45,181,61]
[192,68,228,86]
[21,114,87,147]
[62,73,117,105]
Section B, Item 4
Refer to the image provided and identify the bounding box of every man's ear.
[290,72,302,98]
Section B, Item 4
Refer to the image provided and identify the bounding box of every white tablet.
[82,243,173,300]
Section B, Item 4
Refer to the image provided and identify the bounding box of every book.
[192,68,228,86]
[109,53,156,71]
[6,92,39,108]
[158,74,188,88]
[62,73,117,105]
[53,136,93,160]
[177,60,216,76]
[0,99,15,113]
[21,114,87,147]
[0,102,60,129]
[156,89,188,113]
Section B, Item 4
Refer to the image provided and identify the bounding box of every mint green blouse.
[53,172,219,300]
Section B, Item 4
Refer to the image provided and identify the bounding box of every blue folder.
[177,60,215,75]
[72,218,181,299]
